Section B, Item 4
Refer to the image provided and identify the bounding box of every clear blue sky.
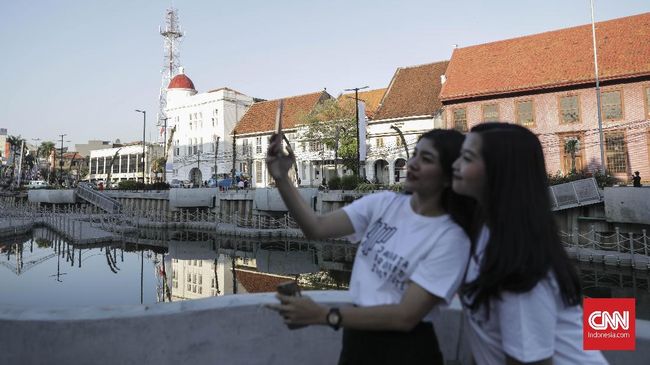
[1,0,649,148]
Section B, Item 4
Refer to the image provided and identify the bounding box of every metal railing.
[75,183,122,214]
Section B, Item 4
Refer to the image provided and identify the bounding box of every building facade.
[165,68,254,186]
[440,13,650,181]
[233,91,332,188]
[365,61,448,184]
[88,143,163,184]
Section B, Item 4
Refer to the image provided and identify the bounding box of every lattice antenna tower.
[158,7,184,129]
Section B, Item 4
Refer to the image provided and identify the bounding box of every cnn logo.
[584,298,635,351]
[588,310,629,330]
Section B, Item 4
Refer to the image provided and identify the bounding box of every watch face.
[328,310,340,325]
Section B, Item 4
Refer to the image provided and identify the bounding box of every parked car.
[170,179,182,188]
[182,180,193,188]
[26,180,49,189]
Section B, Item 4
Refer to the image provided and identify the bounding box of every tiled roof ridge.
[253,90,328,104]
[456,12,649,51]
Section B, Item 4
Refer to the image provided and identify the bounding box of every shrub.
[328,175,341,190]
[340,175,362,190]
[547,169,618,188]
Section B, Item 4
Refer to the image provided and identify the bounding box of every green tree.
[6,135,25,181]
[299,98,358,174]
[39,141,56,182]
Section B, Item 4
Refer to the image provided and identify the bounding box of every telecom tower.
[158,7,183,132]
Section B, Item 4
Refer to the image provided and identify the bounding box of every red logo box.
[583,298,635,351]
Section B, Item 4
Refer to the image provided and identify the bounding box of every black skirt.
[338,322,443,365]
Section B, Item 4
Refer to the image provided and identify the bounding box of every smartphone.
[275,99,284,135]
[277,281,306,330]
[277,280,300,297]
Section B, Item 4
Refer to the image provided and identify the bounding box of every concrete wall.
[169,187,219,208]
[604,187,650,225]
[27,189,77,204]
[1,291,646,365]
[253,188,318,212]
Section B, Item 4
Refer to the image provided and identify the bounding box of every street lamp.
[344,85,369,177]
[31,138,41,180]
[135,110,146,184]
[58,134,70,186]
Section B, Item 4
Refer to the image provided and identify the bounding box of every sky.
[1,0,649,149]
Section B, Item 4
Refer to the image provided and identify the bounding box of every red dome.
[168,73,195,90]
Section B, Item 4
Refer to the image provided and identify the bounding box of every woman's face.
[452,132,486,201]
[404,138,448,196]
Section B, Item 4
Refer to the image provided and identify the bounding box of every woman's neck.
[409,192,446,217]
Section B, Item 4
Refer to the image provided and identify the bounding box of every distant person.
[243,179,249,188]
[452,123,607,364]
[98,182,104,191]
[632,171,642,187]
[266,129,475,365]
[237,179,245,190]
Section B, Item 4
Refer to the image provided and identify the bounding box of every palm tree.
[6,135,24,181]
[39,141,56,182]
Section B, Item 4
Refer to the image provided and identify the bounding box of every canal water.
[2,228,648,320]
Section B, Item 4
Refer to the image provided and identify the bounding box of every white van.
[27,180,49,189]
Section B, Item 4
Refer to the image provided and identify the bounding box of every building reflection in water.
[3,227,647,319]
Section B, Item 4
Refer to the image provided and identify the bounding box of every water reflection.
[2,228,648,320]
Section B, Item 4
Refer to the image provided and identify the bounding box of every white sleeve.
[497,280,557,362]
[409,225,470,304]
[342,192,394,242]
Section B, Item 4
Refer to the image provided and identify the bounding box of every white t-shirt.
[463,226,608,364]
[342,192,470,321]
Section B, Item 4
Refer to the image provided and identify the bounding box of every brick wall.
[444,80,650,182]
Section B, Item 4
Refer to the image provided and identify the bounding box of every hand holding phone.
[276,281,306,330]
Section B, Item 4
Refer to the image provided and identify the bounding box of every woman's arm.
[267,281,442,332]
[267,134,354,239]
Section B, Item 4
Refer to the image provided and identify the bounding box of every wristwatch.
[326,307,342,331]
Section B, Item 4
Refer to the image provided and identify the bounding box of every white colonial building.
[165,67,254,185]
[88,142,163,184]
[365,61,448,184]
[232,91,332,188]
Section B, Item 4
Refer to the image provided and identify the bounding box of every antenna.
[157,7,184,133]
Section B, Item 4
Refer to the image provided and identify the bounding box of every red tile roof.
[339,88,387,119]
[235,269,294,294]
[373,61,449,120]
[233,91,331,135]
[440,12,650,101]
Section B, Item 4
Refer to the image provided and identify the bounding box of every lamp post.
[162,117,168,183]
[135,110,146,184]
[590,0,606,173]
[390,125,410,159]
[58,134,68,186]
[214,136,220,180]
[31,138,40,180]
[344,86,368,177]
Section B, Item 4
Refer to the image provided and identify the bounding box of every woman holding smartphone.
[452,123,607,364]
[266,129,474,365]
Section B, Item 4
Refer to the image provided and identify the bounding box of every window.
[559,95,580,123]
[644,87,650,119]
[605,131,627,174]
[255,160,263,183]
[601,90,622,120]
[482,104,499,122]
[559,134,584,173]
[515,100,534,126]
[256,137,262,154]
[376,137,384,148]
[453,108,467,132]
[309,141,323,152]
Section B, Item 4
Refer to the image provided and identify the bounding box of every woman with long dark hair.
[452,122,607,364]
[266,129,474,364]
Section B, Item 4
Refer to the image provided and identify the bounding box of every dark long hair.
[419,129,478,240]
[461,123,581,311]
